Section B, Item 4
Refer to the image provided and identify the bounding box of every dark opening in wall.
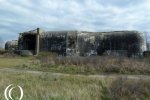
[23,34,36,51]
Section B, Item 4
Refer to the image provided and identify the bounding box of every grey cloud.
[0,0,150,42]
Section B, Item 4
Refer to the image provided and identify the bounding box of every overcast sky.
[0,0,150,43]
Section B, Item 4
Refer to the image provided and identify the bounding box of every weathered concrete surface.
[7,28,147,57]
[5,40,18,51]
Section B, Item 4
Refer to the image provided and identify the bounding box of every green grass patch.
[0,71,106,100]
[0,71,149,100]
[0,57,33,68]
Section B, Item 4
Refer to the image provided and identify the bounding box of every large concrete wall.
[16,28,147,57]
[40,31,77,55]
[77,31,147,56]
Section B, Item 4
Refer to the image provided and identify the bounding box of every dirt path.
[0,68,149,80]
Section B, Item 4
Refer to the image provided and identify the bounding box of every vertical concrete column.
[75,31,79,56]
[18,33,22,50]
[65,33,68,56]
[36,28,40,55]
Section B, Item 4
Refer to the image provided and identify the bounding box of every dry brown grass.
[101,77,150,100]
[33,56,150,75]
[0,70,149,100]
[0,71,105,100]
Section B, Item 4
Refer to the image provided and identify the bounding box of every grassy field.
[15,55,150,75]
[0,71,149,100]
[0,54,149,100]
[0,57,31,68]
[0,52,150,75]
[0,71,108,100]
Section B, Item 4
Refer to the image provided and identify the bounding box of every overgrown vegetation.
[0,51,150,74]
[17,55,150,75]
[0,71,149,100]
[0,71,103,100]
[0,52,150,99]
[100,77,150,100]
[37,52,58,58]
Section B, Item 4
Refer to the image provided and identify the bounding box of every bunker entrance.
[23,34,36,52]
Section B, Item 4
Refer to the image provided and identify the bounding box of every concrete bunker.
[5,40,18,51]
[18,28,40,55]
[6,28,147,57]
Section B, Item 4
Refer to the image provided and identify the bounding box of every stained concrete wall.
[17,28,147,57]
[5,40,18,51]
[40,31,77,56]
